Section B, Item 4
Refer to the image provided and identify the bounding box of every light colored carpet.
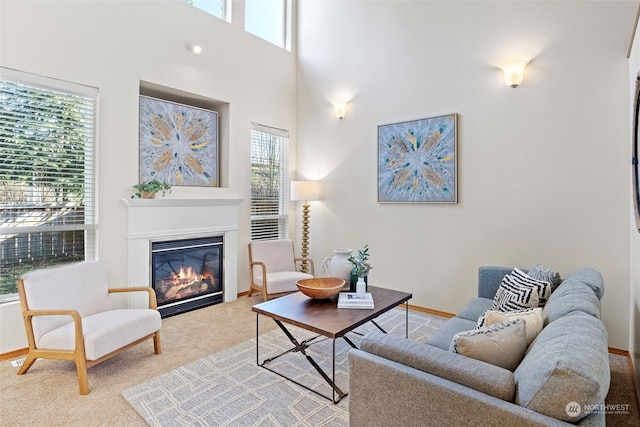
[121,308,443,427]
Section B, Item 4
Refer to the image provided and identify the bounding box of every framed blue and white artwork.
[378,113,457,203]
[139,95,218,187]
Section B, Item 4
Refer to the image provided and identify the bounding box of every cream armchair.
[248,239,315,300]
[16,260,162,395]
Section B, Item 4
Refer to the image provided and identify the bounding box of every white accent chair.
[16,260,162,395]
[248,239,315,300]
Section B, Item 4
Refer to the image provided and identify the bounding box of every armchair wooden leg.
[75,357,89,395]
[153,332,162,354]
[16,354,37,375]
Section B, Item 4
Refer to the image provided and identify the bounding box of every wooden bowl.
[296,277,346,299]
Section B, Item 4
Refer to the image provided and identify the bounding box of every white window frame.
[0,67,98,303]
[244,0,291,50]
[183,0,230,22]
[250,123,289,241]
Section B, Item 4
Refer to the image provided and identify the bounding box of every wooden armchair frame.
[247,240,315,301]
[248,257,315,301]
[17,280,162,395]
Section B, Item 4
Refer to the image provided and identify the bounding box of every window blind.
[250,124,289,241]
[0,67,98,300]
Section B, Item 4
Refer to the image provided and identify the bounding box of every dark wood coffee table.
[252,285,412,403]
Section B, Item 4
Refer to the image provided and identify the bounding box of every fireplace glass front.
[151,235,223,317]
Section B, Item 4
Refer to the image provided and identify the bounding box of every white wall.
[1,0,638,354]
[296,0,637,349]
[0,0,297,353]
[628,7,640,387]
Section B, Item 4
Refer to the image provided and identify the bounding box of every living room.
[1,0,640,422]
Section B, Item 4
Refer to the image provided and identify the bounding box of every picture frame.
[139,95,218,187]
[633,72,640,232]
[378,113,457,203]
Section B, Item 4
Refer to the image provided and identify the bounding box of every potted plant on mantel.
[131,180,172,199]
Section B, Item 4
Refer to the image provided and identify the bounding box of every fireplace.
[151,236,223,318]
[123,198,241,313]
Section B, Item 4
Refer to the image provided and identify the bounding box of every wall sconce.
[184,40,202,55]
[331,101,347,119]
[500,60,528,88]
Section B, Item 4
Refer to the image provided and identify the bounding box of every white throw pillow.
[483,308,543,346]
[450,318,527,371]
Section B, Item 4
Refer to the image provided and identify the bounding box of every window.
[245,0,288,49]
[0,68,98,301]
[250,124,289,241]
[183,0,228,21]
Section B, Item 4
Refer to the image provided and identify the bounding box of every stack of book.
[338,292,374,309]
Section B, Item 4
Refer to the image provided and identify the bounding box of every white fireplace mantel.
[122,198,243,306]
[122,198,244,208]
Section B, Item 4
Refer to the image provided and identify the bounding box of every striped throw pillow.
[527,263,562,293]
[492,273,541,312]
[511,267,551,306]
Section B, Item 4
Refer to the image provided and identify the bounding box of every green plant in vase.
[131,180,172,199]
[348,244,372,292]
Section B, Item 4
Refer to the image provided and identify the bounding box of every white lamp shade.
[291,181,320,201]
[500,60,528,88]
[331,101,347,119]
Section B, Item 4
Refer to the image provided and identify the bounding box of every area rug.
[121,308,443,427]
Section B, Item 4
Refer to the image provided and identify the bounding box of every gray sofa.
[349,266,610,426]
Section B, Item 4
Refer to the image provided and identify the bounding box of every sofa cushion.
[361,332,516,402]
[425,317,477,350]
[38,309,162,361]
[450,318,527,371]
[456,297,493,321]
[542,280,601,325]
[254,271,313,294]
[514,311,610,423]
[527,263,562,293]
[563,267,605,300]
[492,274,541,312]
[477,308,543,346]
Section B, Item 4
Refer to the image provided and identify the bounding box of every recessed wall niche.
[139,81,230,188]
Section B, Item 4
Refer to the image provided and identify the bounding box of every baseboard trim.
[0,347,27,362]
[609,347,630,356]
[407,304,455,318]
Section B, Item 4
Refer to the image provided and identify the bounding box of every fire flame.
[171,266,201,287]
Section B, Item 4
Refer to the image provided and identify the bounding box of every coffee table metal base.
[255,304,409,404]
[257,317,349,403]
